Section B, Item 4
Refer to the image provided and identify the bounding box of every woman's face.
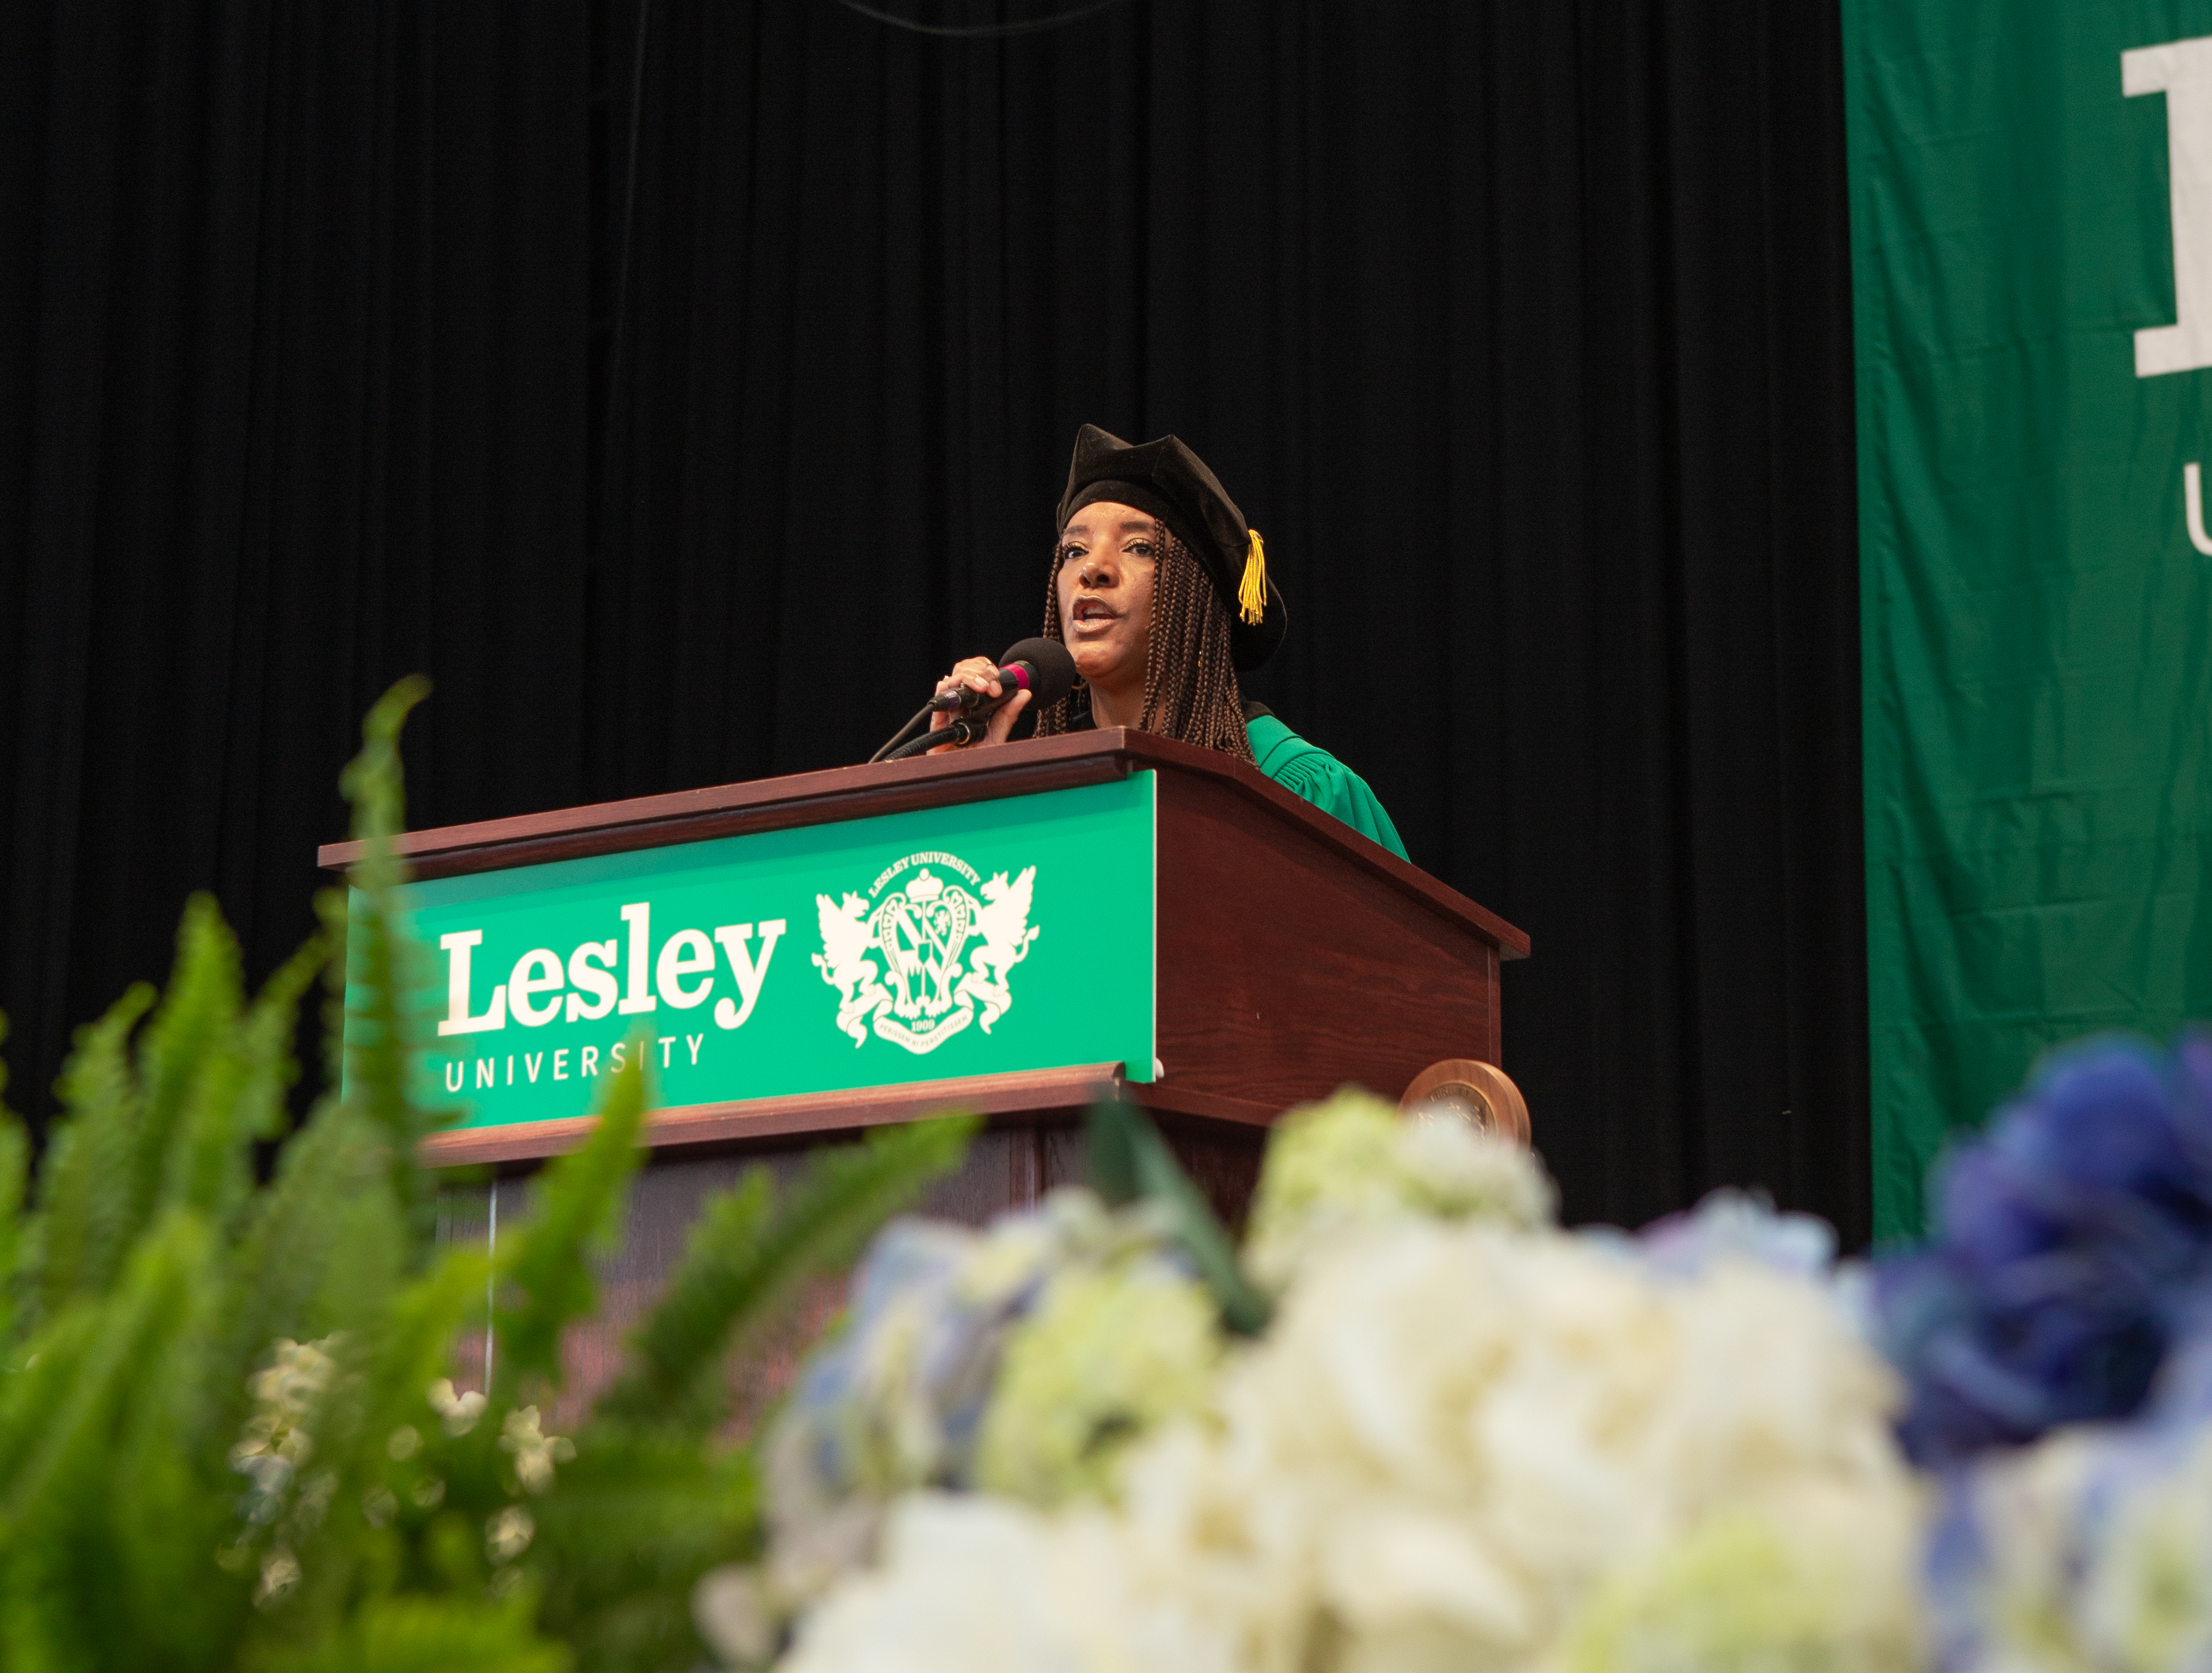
[1056,501,1158,692]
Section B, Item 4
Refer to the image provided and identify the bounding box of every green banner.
[360,774,1158,1130]
[1847,1,2212,1236]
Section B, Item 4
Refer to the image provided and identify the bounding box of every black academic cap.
[1054,424,1289,671]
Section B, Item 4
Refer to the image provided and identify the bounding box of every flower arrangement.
[12,677,2212,1672]
[1870,1036,2212,1467]
[714,1044,2212,1673]
[1873,1035,2212,1672]
[0,683,976,1672]
[720,1094,1928,1672]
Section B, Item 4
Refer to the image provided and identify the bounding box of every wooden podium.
[321,728,1528,1235]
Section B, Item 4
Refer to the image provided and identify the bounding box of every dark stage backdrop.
[0,0,1868,1241]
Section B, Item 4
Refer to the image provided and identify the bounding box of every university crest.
[809,851,1040,1054]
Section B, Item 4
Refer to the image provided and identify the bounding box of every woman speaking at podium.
[932,425,1409,861]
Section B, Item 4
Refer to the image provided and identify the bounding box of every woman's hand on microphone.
[928,656,1030,751]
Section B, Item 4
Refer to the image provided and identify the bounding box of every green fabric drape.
[1845,0,2212,1237]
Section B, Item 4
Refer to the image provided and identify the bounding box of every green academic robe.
[1245,712,1409,861]
[1065,704,1408,861]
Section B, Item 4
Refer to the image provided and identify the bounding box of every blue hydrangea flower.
[1922,1297,2212,1672]
[1638,1188,1839,1282]
[765,1189,1188,1538]
[1872,1034,2212,1467]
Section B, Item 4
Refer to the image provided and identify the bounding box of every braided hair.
[1032,520,1256,763]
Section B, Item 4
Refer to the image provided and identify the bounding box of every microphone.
[928,637,1078,714]
[868,637,1079,764]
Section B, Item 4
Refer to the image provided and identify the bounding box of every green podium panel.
[355,774,1158,1131]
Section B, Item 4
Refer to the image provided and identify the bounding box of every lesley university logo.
[811,851,1040,1054]
[431,851,1041,1067]
[392,779,1148,1128]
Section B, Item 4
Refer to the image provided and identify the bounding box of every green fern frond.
[337,676,432,879]
[332,679,444,1256]
[247,1594,568,1673]
[0,914,340,1671]
[221,1105,406,1410]
[152,897,327,1248]
[138,895,249,1225]
[526,1432,758,1673]
[336,832,420,1147]
[32,982,157,1316]
[315,887,351,1100]
[195,929,354,1387]
[0,1210,215,1545]
[358,1244,497,1453]
[231,927,331,1151]
[0,1125,26,1352]
[0,1531,73,1671]
[104,1226,241,1667]
[241,1242,499,1643]
[492,1041,650,1402]
[0,1014,30,1348]
[0,1305,98,1511]
[1087,1101,1271,1335]
[598,1115,976,1428]
[0,674,1008,1668]
[591,1171,769,1430]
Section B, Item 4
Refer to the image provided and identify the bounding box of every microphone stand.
[868,702,939,763]
[876,716,987,763]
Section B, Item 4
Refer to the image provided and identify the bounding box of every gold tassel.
[1238,530,1267,626]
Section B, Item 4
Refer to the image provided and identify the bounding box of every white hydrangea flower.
[1557,1489,1926,1673]
[1206,1224,1917,1669]
[765,1186,1190,1559]
[1944,1412,2212,1673]
[977,1257,1221,1507]
[695,1563,779,1668]
[2080,1423,2212,1670]
[781,1216,1926,1673]
[1244,1090,1555,1289]
[780,1494,1237,1673]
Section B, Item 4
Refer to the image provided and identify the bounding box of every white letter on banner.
[657,928,717,1008]
[2127,36,2212,375]
[617,903,657,1014]
[566,939,618,1021]
[712,920,786,1030]
[437,931,507,1035]
[509,948,565,1027]
[2188,463,2212,554]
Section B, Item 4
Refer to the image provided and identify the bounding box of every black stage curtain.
[0,0,1869,1242]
